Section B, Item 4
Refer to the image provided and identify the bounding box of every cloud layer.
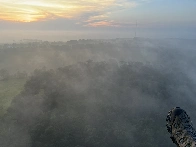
[0,0,140,26]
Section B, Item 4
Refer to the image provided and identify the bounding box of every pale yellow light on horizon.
[0,0,116,22]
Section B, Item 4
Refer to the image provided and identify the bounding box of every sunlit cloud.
[86,21,119,27]
[86,14,109,23]
[0,0,151,26]
[84,13,113,27]
[0,0,116,22]
[82,0,141,27]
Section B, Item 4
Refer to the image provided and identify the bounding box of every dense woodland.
[0,38,196,147]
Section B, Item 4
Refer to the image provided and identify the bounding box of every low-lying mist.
[0,38,196,147]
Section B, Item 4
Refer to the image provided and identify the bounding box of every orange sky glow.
[0,0,195,29]
[0,0,117,22]
[0,0,196,41]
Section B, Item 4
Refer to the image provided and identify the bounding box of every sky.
[0,0,196,42]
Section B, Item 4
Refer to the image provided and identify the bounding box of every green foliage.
[0,78,26,117]
[0,68,10,81]
[1,39,196,147]
[2,61,191,147]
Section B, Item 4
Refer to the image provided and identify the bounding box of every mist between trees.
[0,38,196,147]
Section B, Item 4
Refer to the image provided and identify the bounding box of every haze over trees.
[0,38,196,147]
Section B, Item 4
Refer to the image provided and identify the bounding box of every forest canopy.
[0,38,196,147]
[1,59,196,147]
